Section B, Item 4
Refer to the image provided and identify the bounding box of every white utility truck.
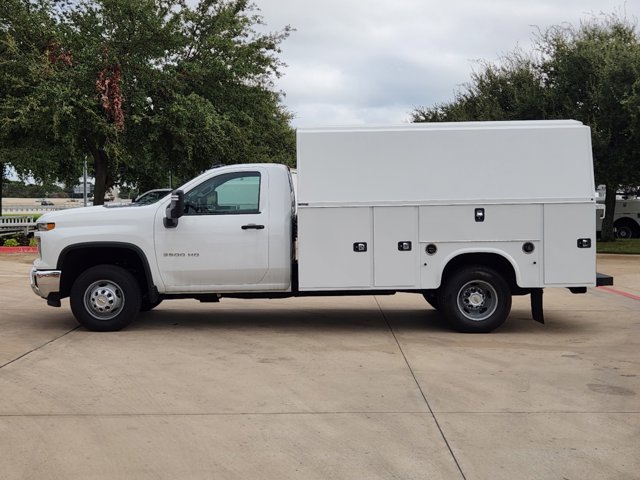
[30,121,613,333]
[596,197,640,239]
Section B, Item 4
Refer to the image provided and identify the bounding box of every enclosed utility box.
[296,121,596,291]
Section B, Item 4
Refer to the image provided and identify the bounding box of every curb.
[597,285,640,301]
[0,247,38,254]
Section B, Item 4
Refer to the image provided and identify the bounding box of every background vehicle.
[596,197,640,239]
[133,188,172,205]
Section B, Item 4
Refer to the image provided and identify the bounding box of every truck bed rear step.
[596,273,614,287]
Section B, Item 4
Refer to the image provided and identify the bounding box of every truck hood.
[37,202,166,228]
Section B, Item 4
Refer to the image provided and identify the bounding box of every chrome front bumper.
[30,267,62,299]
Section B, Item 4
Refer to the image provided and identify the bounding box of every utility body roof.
[296,120,594,205]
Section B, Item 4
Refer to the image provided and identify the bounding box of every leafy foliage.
[0,0,295,204]
[2,179,67,197]
[413,15,640,241]
[414,53,547,122]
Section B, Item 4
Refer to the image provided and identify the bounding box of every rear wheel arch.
[440,252,519,293]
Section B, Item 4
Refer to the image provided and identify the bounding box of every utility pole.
[83,159,88,207]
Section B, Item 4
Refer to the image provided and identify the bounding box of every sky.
[254,0,640,127]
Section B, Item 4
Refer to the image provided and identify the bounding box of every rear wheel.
[439,266,511,333]
[70,265,141,331]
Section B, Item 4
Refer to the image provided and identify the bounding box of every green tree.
[0,0,295,205]
[541,18,640,241]
[412,15,640,241]
[0,0,73,212]
[413,53,547,122]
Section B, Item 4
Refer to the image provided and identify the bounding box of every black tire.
[422,291,440,310]
[140,298,163,312]
[614,219,639,239]
[438,266,511,333]
[70,265,141,331]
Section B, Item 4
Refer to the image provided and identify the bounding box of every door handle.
[241,224,265,230]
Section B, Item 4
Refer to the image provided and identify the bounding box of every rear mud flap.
[530,289,544,324]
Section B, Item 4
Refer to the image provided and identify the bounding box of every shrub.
[0,233,32,246]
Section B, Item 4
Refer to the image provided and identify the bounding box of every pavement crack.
[374,296,467,480]
[0,326,80,370]
[0,411,432,418]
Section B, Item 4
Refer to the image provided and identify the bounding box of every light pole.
[83,159,88,207]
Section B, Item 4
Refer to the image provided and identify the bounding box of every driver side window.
[184,172,261,216]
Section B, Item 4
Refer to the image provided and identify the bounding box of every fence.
[1,205,77,214]
[0,216,37,236]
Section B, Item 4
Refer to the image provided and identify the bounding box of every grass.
[597,238,640,254]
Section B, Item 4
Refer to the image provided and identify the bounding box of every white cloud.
[256,0,639,126]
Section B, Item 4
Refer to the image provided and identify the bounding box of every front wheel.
[439,266,511,333]
[70,265,141,331]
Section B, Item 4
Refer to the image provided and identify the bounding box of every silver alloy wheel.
[84,279,125,320]
[456,280,498,322]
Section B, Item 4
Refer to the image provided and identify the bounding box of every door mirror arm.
[164,189,185,228]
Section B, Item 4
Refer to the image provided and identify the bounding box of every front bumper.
[30,267,62,299]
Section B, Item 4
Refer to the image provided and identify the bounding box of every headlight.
[37,222,55,231]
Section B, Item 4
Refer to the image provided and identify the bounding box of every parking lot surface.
[0,254,638,479]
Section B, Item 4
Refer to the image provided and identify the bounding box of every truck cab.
[31,164,295,331]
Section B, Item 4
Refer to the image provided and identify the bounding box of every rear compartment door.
[544,203,595,285]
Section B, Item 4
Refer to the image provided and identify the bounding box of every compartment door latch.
[398,241,412,251]
[353,242,368,252]
[577,238,591,248]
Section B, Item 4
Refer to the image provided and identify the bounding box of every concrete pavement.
[0,254,638,479]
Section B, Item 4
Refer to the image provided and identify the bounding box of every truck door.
[154,169,269,291]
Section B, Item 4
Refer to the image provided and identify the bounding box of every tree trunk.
[600,183,617,242]
[88,144,108,206]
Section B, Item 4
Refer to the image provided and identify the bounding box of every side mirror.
[164,189,185,228]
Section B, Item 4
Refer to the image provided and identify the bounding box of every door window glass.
[184,172,261,215]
